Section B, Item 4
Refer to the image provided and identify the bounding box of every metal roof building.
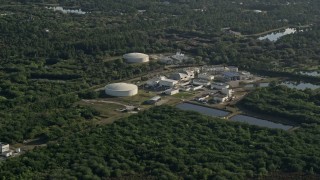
[159,79,178,87]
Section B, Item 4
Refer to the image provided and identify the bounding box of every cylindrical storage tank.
[123,53,149,63]
[105,83,138,97]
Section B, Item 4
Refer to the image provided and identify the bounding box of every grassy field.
[172,91,195,99]
[77,100,123,118]
[112,90,158,105]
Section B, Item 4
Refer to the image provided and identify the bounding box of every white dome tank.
[105,83,138,97]
[123,53,149,63]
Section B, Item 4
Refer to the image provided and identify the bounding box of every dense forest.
[0,0,320,179]
[241,85,320,125]
[1,106,320,179]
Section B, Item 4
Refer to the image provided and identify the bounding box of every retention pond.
[230,115,293,130]
[176,103,293,130]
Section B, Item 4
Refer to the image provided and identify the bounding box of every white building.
[171,52,185,63]
[202,65,228,74]
[183,67,200,74]
[180,86,191,92]
[213,94,229,103]
[240,71,252,80]
[179,70,194,79]
[192,85,203,91]
[105,83,138,97]
[179,81,191,86]
[193,79,211,86]
[227,66,239,72]
[198,73,214,80]
[253,10,262,13]
[146,76,166,87]
[170,73,190,81]
[196,94,210,102]
[221,88,233,97]
[165,88,179,95]
[159,56,174,64]
[145,96,161,104]
[2,151,12,157]
[0,143,9,153]
[211,82,230,90]
[159,79,178,87]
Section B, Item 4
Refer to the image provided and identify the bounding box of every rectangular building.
[222,72,240,81]
[159,79,178,87]
[221,88,233,97]
[165,89,179,95]
[145,96,162,104]
[0,143,9,153]
[213,94,229,103]
[192,85,203,91]
[198,73,214,81]
[211,82,230,90]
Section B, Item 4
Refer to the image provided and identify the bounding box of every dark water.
[176,103,293,130]
[280,81,320,90]
[231,115,293,130]
[176,103,229,117]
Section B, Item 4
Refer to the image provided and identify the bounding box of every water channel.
[176,103,293,130]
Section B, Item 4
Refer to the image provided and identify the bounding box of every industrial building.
[240,71,252,80]
[2,151,12,157]
[0,142,11,157]
[222,72,241,81]
[191,85,203,91]
[211,82,230,90]
[123,53,149,63]
[170,70,194,82]
[159,56,174,64]
[158,52,194,65]
[202,65,228,74]
[195,94,210,102]
[171,52,185,63]
[183,67,200,74]
[159,79,178,87]
[213,93,229,103]
[0,143,9,153]
[105,83,138,97]
[146,76,166,87]
[165,88,179,95]
[227,66,239,72]
[170,73,189,81]
[180,86,191,92]
[179,70,194,79]
[221,88,233,97]
[193,79,211,86]
[198,73,214,80]
[145,96,161,104]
